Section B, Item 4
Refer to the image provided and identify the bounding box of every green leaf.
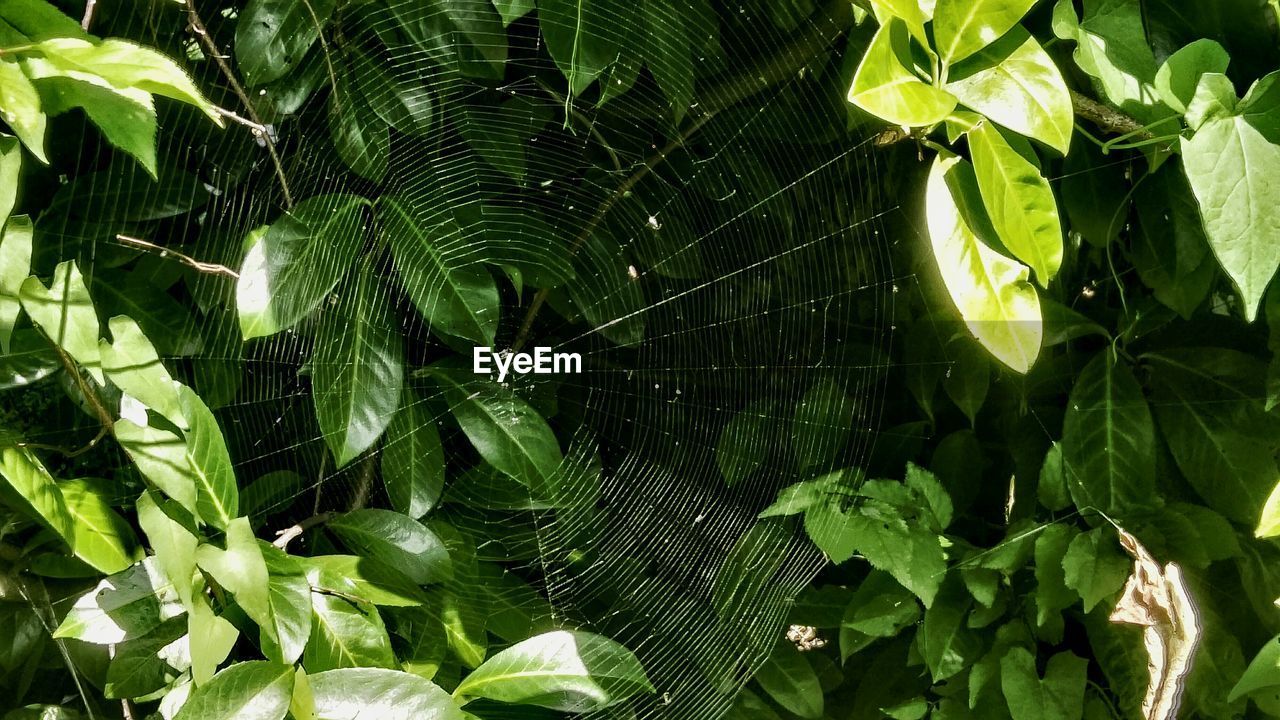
[460,97,552,184]
[60,478,139,575]
[305,555,430,607]
[538,0,629,95]
[328,509,452,585]
[33,76,157,176]
[754,640,823,719]
[104,617,187,700]
[934,0,1037,64]
[179,386,238,529]
[115,420,199,519]
[308,668,463,720]
[453,630,653,712]
[348,49,433,138]
[839,571,920,661]
[792,379,853,472]
[19,260,102,382]
[946,28,1073,154]
[259,542,312,665]
[1259,483,1280,539]
[381,389,444,519]
[29,38,221,123]
[304,593,397,672]
[807,498,946,606]
[1182,113,1280,321]
[1032,524,1077,639]
[1146,349,1280,523]
[433,521,487,668]
[493,0,535,25]
[377,197,499,346]
[1001,648,1088,720]
[712,521,791,623]
[92,271,202,357]
[136,491,198,608]
[942,338,989,426]
[196,518,276,646]
[925,153,1042,373]
[0,445,73,544]
[0,57,46,162]
[717,400,774,486]
[1062,527,1129,612]
[236,195,367,339]
[235,0,337,86]
[189,591,240,686]
[429,364,562,487]
[54,557,184,644]
[848,19,957,127]
[100,316,185,428]
[174,661,294,720]
[1061,352,1155,516]
[1154,39,1231,115]
[969,122,1063,284]
[1051,0,1165,121]
[1230,635,1280,703]
[918,578,979,681]
[329,77,388,182]
[0,142,27,348]
[313,262,403,468]
[1130,161,1215,319]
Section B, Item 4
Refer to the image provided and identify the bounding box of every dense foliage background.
[6,0,1280,718]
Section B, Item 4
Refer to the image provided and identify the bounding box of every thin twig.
[115,234,239,279]
[272,511,336,549]
[511,0,854,351]
[183,0,294,208]
[80,0,95,30]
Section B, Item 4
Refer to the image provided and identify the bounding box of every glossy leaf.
[378,197,499,346]
[934,0,1037,64]
[259,542,312,665]
[0,445,74,543]
[382,389,445,519]
[174,661,294,720]
[849,20,957,127]
[0,57,46,162]
[195,518,276,647]
[328,509,452,585]
[538,0,628,95]
[235,0,337,86]
[312,262,403,468]
[136,490,198,608]
[453,630,653,712]
[925,153,1041,373]
[1155,39,1231,114]
[54,558,184,644]
[236,195,367,339]
[969,122,1062,284]
[305,555,430,607]
[60,478,139,574]
[100,316,185,428]
[430,364,562,487]
[309,668,463,720]
[946,28,1073,154]
[303,593,397,672]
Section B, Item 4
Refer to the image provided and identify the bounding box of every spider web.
[59,1,913,717]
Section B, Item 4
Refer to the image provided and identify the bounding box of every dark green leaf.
[236,195,367,339]
[235,0,337,86]
[313,261,403,467]
[453,630,653,712]
[328,509,452,585]
[382,388,444,519]
[754,640,823,719]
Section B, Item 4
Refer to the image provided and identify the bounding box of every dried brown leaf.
[1108,527,1201,720]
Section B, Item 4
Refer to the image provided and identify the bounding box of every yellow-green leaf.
[934,0,1038,65]
[925,153,1041,373]
[969,122,1063,284]
[849,19,957,128]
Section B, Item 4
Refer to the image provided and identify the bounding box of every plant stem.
[184,0,294,209]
